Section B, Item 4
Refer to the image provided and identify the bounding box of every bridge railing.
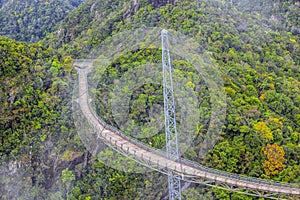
[87,100,299,190]
[79,70,300,191]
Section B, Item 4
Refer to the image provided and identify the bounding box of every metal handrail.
[85,92,299,190]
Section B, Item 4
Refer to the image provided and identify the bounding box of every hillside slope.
[230,0,300,34]
[0,0,84,42]
[0,37,81,199]
[42,0,300,199]
[0,0,299,199]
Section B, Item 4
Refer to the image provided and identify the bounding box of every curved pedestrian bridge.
[75,60,300,199]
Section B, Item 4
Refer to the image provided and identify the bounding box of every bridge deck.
[76,61,300,197]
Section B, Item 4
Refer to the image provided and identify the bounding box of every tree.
[62,168,75,199]
[253,121,273,141]
[261,143,286,176]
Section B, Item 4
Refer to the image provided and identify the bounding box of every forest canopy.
[0,0,300,199]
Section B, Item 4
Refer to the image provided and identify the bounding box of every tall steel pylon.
[161,29,182,200]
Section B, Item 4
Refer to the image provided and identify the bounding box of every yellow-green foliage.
[254,122,273,141]
[262,143,286,175]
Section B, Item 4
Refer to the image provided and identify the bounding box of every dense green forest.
[0,36,82,199]
[0,0,84,42]
[0,0,300,199]
[0,37,72,158]
[231,0,300,35]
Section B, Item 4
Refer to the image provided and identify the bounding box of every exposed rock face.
[123,0,141,19]
[0,161,29,200]
[0,150,87,199]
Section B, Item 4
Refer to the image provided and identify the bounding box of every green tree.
[62,168,75,198]
[254,121,273,141]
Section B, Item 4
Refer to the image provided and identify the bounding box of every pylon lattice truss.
[162,29,182,200]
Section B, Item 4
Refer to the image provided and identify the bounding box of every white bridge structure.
[74,59,300,200]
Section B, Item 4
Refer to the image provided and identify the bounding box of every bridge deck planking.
[76,61,300,197]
